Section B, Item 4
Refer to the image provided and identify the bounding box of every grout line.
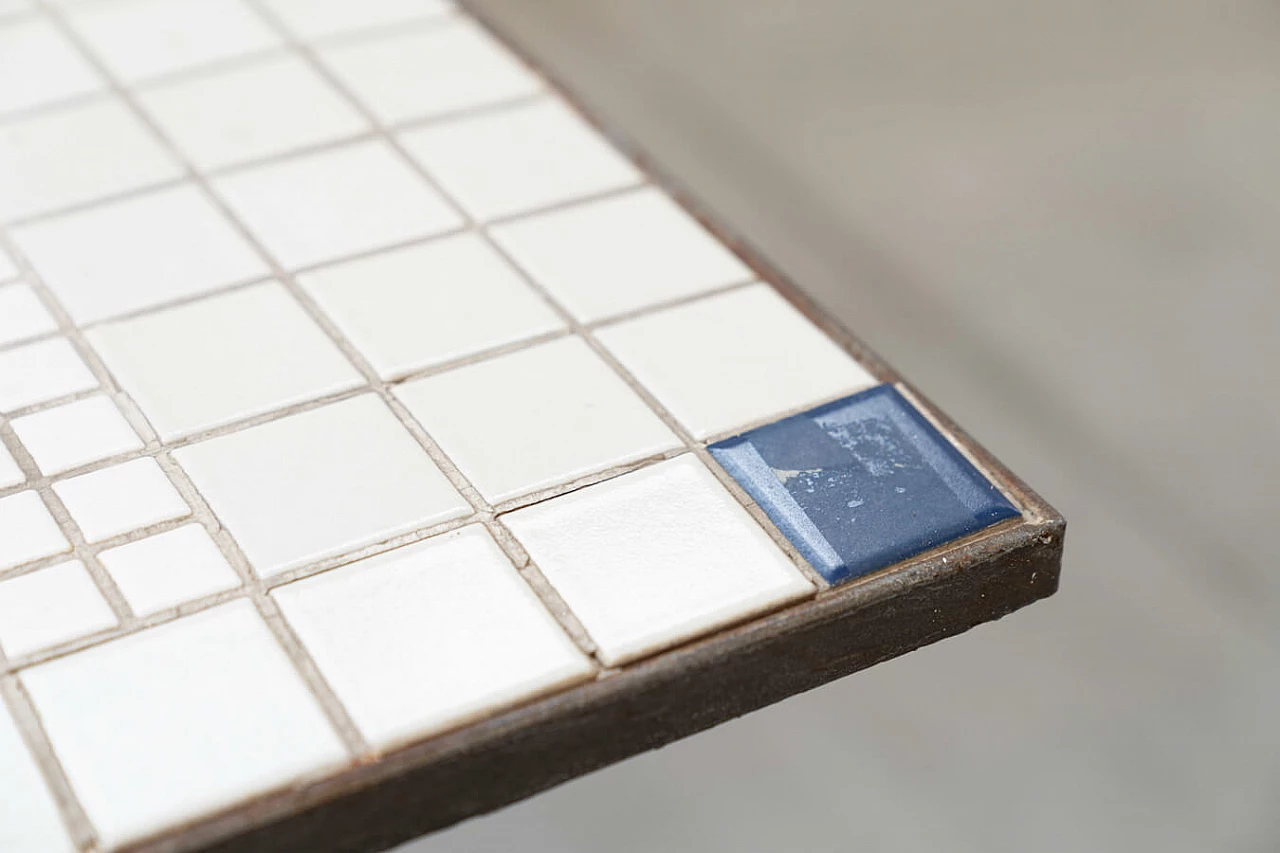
[0,672,99,851]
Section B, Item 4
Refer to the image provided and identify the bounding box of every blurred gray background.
[405,2,1280,850]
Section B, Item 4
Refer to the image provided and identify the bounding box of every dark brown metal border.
[120,8,1066,853]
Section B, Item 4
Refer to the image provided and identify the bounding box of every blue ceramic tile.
[708,385,1019,584]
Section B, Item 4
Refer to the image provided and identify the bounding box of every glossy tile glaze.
[0,2,1029,850]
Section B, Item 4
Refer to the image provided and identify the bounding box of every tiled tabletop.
[0,2,1062,851]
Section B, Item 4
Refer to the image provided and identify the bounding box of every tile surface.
[0,560,115,658]
[0,338,98,413]
[97,524,239,617]
[11,396,143,475]
[0,442,24,489]
[0,283,59,347]
[53,457,190,543]
[489,188,754,322]
[0,17,102,117]
[89,282,363,439]
[0,491,69,570]
[176,395,469,576]
[21,601,347,850]
[274,526,593,749]
[710,385,1021,583]
[398,337,678,503]
[262,0,456,40]
[504,456,814,666]
[0,702,75,853]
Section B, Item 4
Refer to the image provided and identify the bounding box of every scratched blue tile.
[708,384,1019,584]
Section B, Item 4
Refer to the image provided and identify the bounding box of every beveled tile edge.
[94,5,1066,851]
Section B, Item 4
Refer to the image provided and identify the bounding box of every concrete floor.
[403,3,1280,850]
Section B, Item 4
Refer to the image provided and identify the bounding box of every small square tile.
[317,18,540,125]
[299,233,563,379]
[11,395,144,475]
[597,283,878,439]
[64,0,281,84]
[213,140,461,269]
[0,442,24,489]
[489,188,753,323]
[0,246,16,281]
[89,282,363,440]
[176,395,469,576]
[0,338,98,413]
[0,560,115,658]
[0,491,69,570]
[138,54,367,171]
[53,457,190,543]
[0,283,58,346]
[21,601,347,850]
[0,98,181,222]
[400,97,642,221]
[0,17,103,117]
[398,337,679,503]
[11,184,268,325]
[504,455,813,666]
[98,524,240,616]
[262,0,454,40]
[274,525,592,749]
[0,702,76,853]
[710,385,1021,584]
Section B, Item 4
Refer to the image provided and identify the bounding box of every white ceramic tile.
[0,560,115,658]
[98,524,239,616]
[263,0,454,40]
[213,140,460,269]
[0,442,24,488]
[317,18,541,125]
[398,337,678,503]
[176,395,469,576]
[401,97,642,221]
[0,338,97,413]
[64,0,281,84]
[138,54,367,171]
[504,455,813,666]
[0,98,181,222]
[0,491,69,570]
[0,246,15,281]
[599,284,879,439]
[53,457,189,543]
[21,601,347,850]
[11,396,143,476]
[274,525,592,749]
[11,185,268,325]
[299,233,562,379]
[0,701,76,853]
[89,282,363,440]
[489,188,754,323]
[0,283,58,346]
[0,0,31,17]
[0,17,103,117]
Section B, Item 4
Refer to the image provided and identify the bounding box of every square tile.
[98,524,240,616]
[11,184,268,325]
[138,54,367,171]
[21,601,347,850]
[274,525,592,749]
[0,560,115,658]
[0,491,69,570]
[0,338,98,413]
[317,18,541,125]
[0,442,24,489]
[0,283,58,347]
[89,282,364,440]
[11,396,144,475]
[262,0,454,40]
[489,188,753,322]
[710,385,1021,584]
[597,283,878,439]
[0,17,103,117]
[397,337,678,503]
[0,246,15,281]
[53,457,190,543]
[176,395,469,576]
[213,140,461,269]
[299,233,563,380]
[0,702,76,853]
[400,97,642,221]
[504,455,813,666]
[64,0,281,84]
[0,98,181,222]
